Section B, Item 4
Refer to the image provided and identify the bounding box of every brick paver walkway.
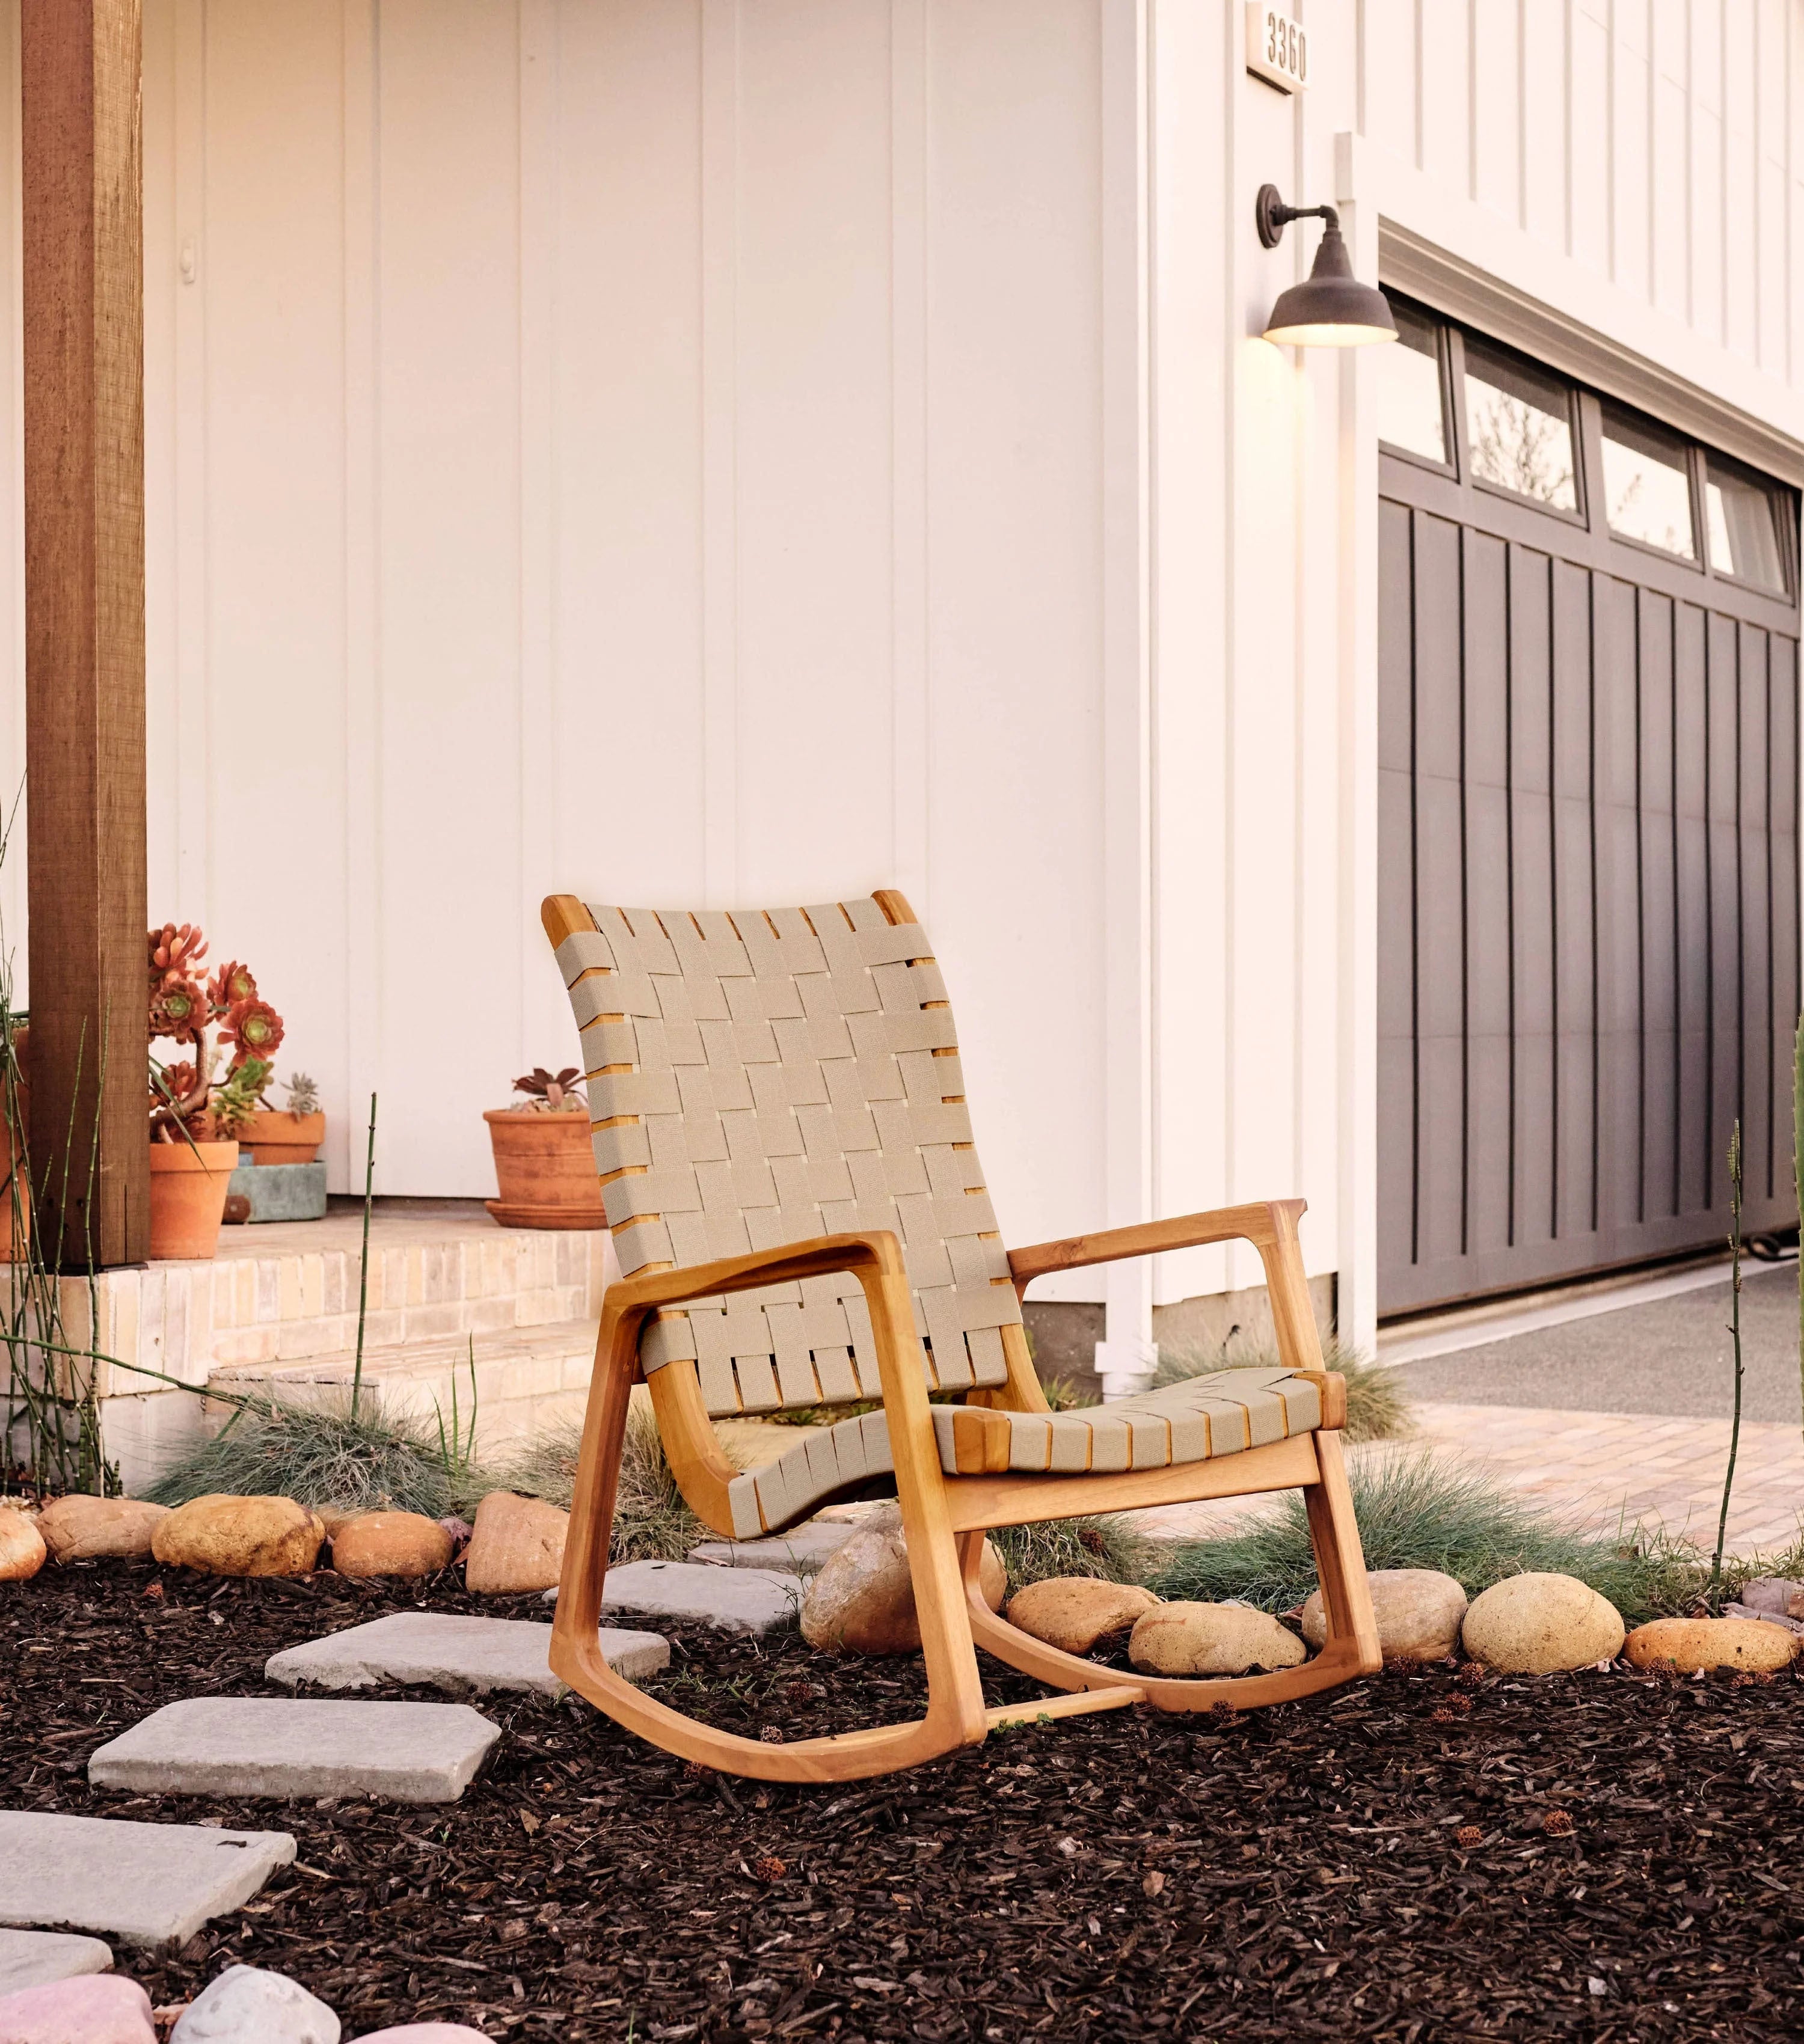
[1137,1401,1804,1557]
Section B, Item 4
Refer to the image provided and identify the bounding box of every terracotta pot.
[148,1139,240,1260]
[241,1109,326,1166]
[483,1108,604,1229]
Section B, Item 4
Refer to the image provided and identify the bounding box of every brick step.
[209,1317,603,1452]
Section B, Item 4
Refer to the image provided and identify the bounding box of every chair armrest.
[606,1229,908,1318]
[1005,1199,1305,1294]
[1005,1198,1327,1381]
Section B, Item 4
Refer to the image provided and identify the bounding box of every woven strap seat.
[725,1366,1323,1539]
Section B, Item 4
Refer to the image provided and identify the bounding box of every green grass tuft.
[1147,1449,1713,1626]
[502,1403,713,1565]
[989,1513,1159,1596]
[143,1391,498,1519]
[1155,1334,1412,1444]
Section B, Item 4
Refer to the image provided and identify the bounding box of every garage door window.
[1373,299,1448,465]
[1601,407,1696,558]
[1706,455,1789,594]
[1463,335,1579,510]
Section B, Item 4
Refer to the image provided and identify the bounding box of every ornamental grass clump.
[1155,1332,1411,1444]
[144,1386,498,1520]
[1149,1449,1709,1627]
[503,1403,711,1565]
[988,1513,1158,1595]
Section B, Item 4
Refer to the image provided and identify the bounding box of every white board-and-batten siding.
[0,2,1794,1340]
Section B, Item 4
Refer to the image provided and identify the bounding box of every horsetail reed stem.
[1709,1119,1746,1612]
[1796,1016,1803,1460]
[350,1092,377,1422]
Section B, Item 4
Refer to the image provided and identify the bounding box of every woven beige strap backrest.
[553,895,1022,1416]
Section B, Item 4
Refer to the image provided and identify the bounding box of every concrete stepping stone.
[689,1520,855,1574]
[543,1558,804,1635]
[263,1612,668,1698]
[0,1811,295,1949]
[88,1699,500,1805]
[0,1929,114,1995]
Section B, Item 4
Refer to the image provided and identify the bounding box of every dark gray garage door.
[1377,297,1802,1316]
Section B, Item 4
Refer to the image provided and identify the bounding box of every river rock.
[1736,1576,1804,1621]
[0,1975,155,2044]
[463,1493,569,1595]
[1623,1615,1802,1673]
[37,1497,170,1564]
[1301,1568,1467,1661]
[150,1496,325,1578]
[1005,1578,1161,1656]
[169,1966,339,2043]
[328,1512,453,1580]
[1461,1573,1624,1673]
[1128,1602,1307,1677]
[800,1507,1006,1655]
[0,1510,45,1583]
[353,2029,492,2042]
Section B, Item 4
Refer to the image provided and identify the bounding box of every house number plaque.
[1246,5,1309,93]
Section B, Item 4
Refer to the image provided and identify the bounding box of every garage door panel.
[1417,1033,1467,1266]
[1376,765,1416,1045]
[1468,1032,1514,1254]
[1464,530,1509,786]
[1511,1024,1556,1247]
[1414,514,1464,782]
[1379,321,1799,1314]
[1378,501,1415,777]
[1416,776,1466,1041]
[1556,1026,1597,1243]
[1508,546,1553,794]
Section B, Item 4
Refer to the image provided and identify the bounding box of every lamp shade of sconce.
[1256,183,1397,348]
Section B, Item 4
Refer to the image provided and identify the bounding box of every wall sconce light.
[1256,185,1397,347]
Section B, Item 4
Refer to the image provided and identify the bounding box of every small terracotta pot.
[148,1139,241,1260]
[483,1108,604,1229]
[241,1109,326,1166]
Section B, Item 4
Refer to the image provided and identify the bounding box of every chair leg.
[960,1432,1382,1712]
[549,1312,987,1783]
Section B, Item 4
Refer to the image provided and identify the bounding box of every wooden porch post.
[21,0,149,1269]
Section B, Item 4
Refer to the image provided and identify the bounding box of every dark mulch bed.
[4,1561,1802,2042]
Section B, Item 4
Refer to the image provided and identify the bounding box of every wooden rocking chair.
[542,889,1380,1782]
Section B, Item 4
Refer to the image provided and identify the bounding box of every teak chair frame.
[543,890,1381,1783]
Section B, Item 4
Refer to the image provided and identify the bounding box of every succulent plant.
[284,1072,321,1117]
[219,996,284,1068]
[208,959,257,1009]
[147,923,290,1139]
[511,1066,588,1112]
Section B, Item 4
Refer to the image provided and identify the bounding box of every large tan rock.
[1128,1602,1307,1677]
[464,1491,569,1594]
[0,1507,46,1582]
[330,1510,455,1579]
[1461,1572,1624,1673]
[150,1495,325,1578]
[1005,1577,1161,1656]
[37,1495,170,1564]
[1624,1616,1801,1674]
[1301,1568,1467,1662]
[800,1507,1006,1655]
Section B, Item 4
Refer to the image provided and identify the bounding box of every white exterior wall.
[0,2,1795,1335]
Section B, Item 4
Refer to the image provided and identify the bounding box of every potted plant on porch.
[240,1071,327,1165]
[484,1066,605,1228]
[148,926,285,1259]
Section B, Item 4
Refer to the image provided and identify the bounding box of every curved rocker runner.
[542,888,1381,1781]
